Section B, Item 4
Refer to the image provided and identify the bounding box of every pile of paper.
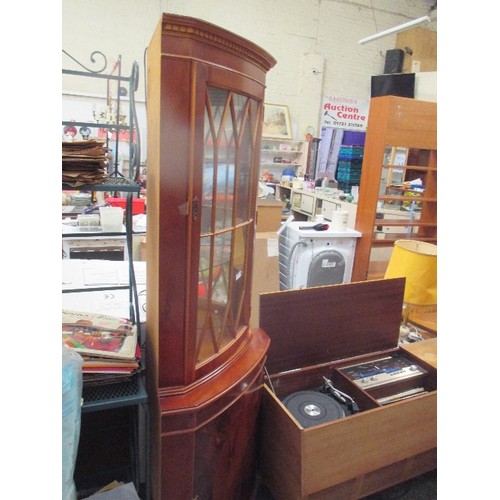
[62,139,110,187]
[62,309,140,385]
[83,481,141,499]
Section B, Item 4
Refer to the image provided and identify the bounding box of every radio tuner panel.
[338,353,427,390]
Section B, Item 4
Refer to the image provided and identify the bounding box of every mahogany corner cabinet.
[145,14,276,499]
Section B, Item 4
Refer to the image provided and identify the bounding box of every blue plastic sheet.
[62,344,83,500]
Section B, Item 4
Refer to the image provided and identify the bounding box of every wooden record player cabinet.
[258,278,437,499]
[145,14,276,500]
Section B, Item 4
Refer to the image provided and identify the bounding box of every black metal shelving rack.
[62,51,149,499]
[62,50,142,331]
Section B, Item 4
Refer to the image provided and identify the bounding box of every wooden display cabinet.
[145,14,276,499]
[258,278,437,499]
[352,96,437,281]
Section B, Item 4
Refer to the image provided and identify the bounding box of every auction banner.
[320,95,369,131]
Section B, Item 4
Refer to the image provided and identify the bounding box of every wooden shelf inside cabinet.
[352,96,437,282]
[374,218,436,227]
[371,235,437,246]
[378,195,437,204]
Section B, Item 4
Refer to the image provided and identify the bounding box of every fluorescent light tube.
[359,15,431,45]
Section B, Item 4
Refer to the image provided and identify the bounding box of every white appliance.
[62,235,128,261]
[62,224,129,261]
[278,220,361,290]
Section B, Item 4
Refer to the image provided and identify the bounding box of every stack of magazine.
[62,309,140,386]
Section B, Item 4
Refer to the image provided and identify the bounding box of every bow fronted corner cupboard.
[145,13,276,499]
[352,96,437,282]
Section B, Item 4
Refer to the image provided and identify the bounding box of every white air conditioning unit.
[278,220,361,290]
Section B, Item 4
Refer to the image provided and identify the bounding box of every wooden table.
[402,337,437,368]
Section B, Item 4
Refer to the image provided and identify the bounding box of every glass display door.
[196,88,259,366]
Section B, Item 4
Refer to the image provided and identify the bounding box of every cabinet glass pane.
[380,166,404,196]
[407,148,430,167]
[197,87,256,365]
[235,96,257,223]
[370,144,436,278]
[379,146,433,210]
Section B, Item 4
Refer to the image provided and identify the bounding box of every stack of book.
[62,309,141,386]
[62,139,110,187]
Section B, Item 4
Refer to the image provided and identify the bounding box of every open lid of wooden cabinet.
[259,278,405,374]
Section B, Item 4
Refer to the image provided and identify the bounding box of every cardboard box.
[258,278,437,499]
[256,199,285,232]
[250,232,280,328]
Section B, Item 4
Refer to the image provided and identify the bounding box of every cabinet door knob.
[192,197,199,220]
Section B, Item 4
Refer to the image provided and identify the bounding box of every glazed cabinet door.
[194,82,262,376]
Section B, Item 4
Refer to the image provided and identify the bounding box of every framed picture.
[262,104,292,140]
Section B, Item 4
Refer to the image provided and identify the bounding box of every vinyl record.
[282,390,345,428]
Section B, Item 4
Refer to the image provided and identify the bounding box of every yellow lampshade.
[384,240,437,307]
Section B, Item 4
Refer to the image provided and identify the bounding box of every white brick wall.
[62,0,435,139]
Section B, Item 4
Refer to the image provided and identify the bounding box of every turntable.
[282,376,359,428]
[282,391,346,428]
